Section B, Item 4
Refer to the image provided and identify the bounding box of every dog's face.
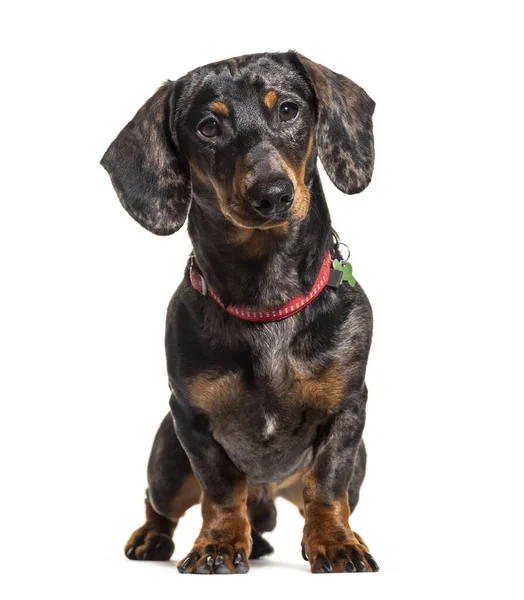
[177,55,316,229]
[101,52,375,236]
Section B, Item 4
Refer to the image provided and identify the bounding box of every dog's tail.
[250,529,274,559]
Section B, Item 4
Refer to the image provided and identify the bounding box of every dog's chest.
[187,325,345,482]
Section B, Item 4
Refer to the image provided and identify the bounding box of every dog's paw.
[302,531,378,573]
[124,525,175,561]
[178,539,250,574]
[250,529,274,559]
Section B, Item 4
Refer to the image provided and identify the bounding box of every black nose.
[247,178,294,216]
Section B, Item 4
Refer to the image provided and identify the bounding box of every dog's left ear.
[101,80,191,235]
[293,53,375,195]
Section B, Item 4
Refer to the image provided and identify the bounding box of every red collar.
[189,251,332,322]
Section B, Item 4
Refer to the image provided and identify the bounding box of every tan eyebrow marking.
[212,101,229,116]
[264,90,278,109]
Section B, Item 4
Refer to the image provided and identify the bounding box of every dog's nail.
[345,560,356,572]
[178,554,193,573]
[320,558,332,572]
[206,555,214,567]
[215,555,224,566]
[301,542,308,561]
[234,552,242,565]
[357,560,367,572]
[366,555,379,571]
[125,547,135,559]
[141,552,149,560]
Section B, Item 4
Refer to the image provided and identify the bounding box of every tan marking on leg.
[263,90,278,109]
[125,473,202,560]
[179,480,252,573]
[302,471,375,572]
[144,500,177,531]
[353,531,370,552]
[124,500,176,560]
[169,473,202,520]
[212,101,229,116]
[199,483,251,547]
[275,469,305,515]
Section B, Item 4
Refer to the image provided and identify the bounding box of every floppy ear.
[101,81,191,235]
[294,53,375,195]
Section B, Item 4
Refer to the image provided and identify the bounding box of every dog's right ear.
[101,81,191,236]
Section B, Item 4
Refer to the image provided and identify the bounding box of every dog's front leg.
[302,388,379,573]
[170,396,251,574]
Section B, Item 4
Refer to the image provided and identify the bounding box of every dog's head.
[101,52,375,235]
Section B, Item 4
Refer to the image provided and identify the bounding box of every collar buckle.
[189,264,208,296]
[198,274,208,296]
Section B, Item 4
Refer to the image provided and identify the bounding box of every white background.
[1,1,523,598]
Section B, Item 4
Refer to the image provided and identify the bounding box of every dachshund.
[101,51,378,574]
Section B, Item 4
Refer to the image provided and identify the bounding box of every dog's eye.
[279,102,299,122]
[199,118,221,138]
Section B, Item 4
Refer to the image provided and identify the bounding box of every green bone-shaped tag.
[333,259,356,287]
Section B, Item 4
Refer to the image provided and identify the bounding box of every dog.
[101,51,377,574]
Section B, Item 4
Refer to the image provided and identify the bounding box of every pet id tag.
[329,259,356,288]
